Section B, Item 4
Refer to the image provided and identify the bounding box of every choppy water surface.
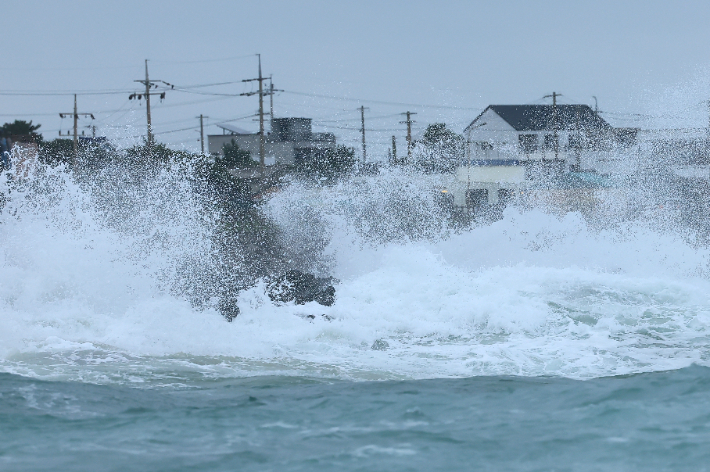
[2,161,710,470]
[4,367,710,471]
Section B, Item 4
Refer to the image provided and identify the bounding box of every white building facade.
[463,104,630,174]
[441,104,635,209]
[207,118,336,166]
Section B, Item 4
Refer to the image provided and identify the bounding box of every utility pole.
[144,60,152,146]
[130,59,174,148]
[73,94,78,155]
[543,92,561,160]
[270,77,274,130]
[266,76,283,132]
[392,135,397,164]
[58,94,94,164]
[400,111,417,161]
[198,114,209,154]
[258,56,264,171]
[241,54,268,173]
[553,92,559,160]
[574,105,581,171]
[359,106,369,162]
[466,139,472,197]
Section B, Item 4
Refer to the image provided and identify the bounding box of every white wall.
[465,108,516,145]
[455,165,526,183]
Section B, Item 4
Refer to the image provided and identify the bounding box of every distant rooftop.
[215,123,252,135]
[468,104,612,132]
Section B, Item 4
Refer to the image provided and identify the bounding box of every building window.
[568,133,582,150]
[543,134,558,150]
[519,134,537,153]
[466,189,488,207]
[498,188,514,206]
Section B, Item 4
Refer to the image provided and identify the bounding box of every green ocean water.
[3,366,710,471]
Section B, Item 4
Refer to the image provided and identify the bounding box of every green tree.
[126,142,181,163]
[297,145,356,179]
[0,120,43,143]
[220,139,255,169]
[422,123,461,145]
[413,123,464,173]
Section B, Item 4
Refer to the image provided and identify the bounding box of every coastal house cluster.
[209,102,639,175]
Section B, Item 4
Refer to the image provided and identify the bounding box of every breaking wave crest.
[2,161,710,385]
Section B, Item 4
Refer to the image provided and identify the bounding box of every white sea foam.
[2,165,710,384]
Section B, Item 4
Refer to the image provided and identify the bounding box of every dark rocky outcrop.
[266,270,336,307]
[218,297,240,322]
[169,160,336,322]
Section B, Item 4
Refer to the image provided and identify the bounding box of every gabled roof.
[466,104,612,132]
[216,123,252,135]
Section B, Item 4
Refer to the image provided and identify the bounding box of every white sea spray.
[1,162,710,384]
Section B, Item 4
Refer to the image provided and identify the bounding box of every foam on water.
[2,164,710,385]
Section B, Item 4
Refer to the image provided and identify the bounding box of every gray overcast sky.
[3,0,710,157]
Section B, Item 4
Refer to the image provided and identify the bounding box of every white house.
[442,104,633,210]
[463,104,625,173]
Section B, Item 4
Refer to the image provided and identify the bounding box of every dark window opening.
[498,188,514,206]
[294,147,312,162]
[466,189,488,207]
[543,134,558,150]
[568,134,582,150]
[519,134,537,153]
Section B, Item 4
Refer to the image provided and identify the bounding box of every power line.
[213,113,260,124]
[282,90,479,111]
[172,89,241,97]
[0,112,67,117]
[94,101,137,123]
[0,89,134,96]
[0,81,236,97]
[0,81,267,98]
[115,124,203,140]
[315,125,419,132]
[151,116,204,127]
[151,54,256,65]
[0,65,139,72]
[0,54,254,71]
[172,81,247,94]
[155,95,241,109]
[315,113,404,123]
[154,125,200,135]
